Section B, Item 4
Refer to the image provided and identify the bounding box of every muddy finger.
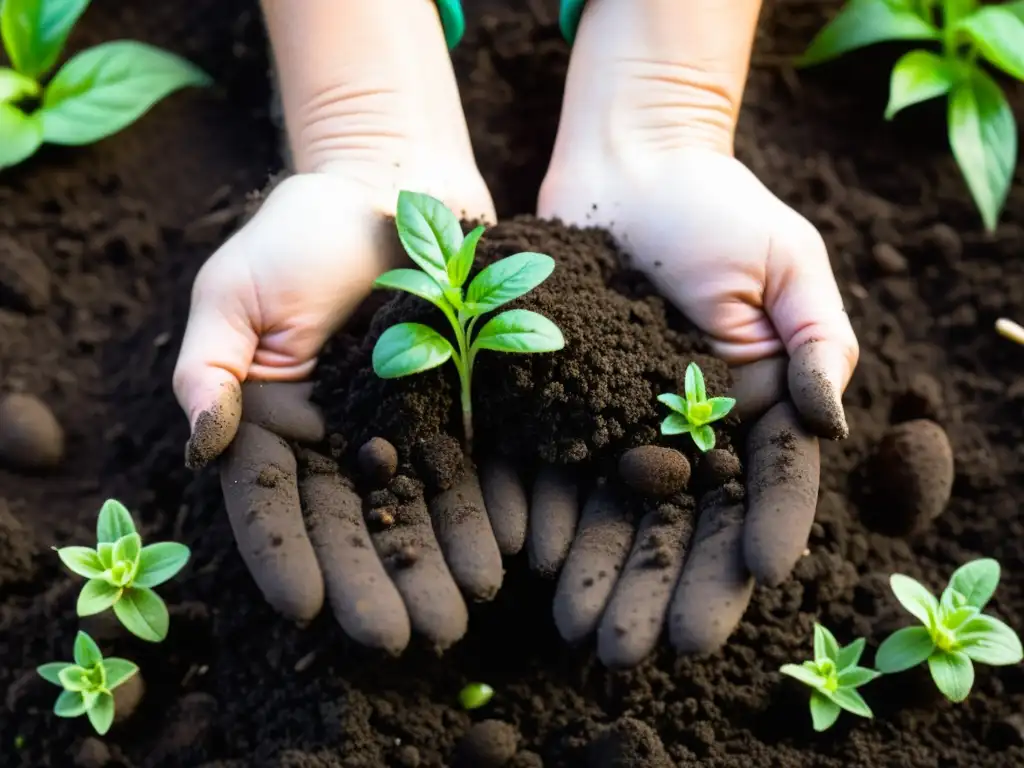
[479,458,529,556]
[552,482,634,644]
[186,378,243,469]
[220,422,324,621]
[669,487,754,654]
[241,381,325,443]
[788,341,850,440]
[528,466,580,577]
[730,357,787,422]
[597,502,694,668]
[298,450,411,654]
[744,401,820,586]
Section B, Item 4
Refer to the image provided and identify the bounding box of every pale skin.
[172,0,860,659]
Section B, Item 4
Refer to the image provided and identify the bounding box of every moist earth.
[2,2,1024,768]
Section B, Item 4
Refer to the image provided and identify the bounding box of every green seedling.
[875,558,1023,702]
[36,631,138,735]
[372,190,565,450]
[54,499,190,642]
[657,362,736,452]
[0,0,210,171]
[798,0,1024,232]
[780,623,881,731]
[458,682,494,710]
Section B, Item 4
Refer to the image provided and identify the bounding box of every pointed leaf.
[113,586,169,642]
[838,637,867,669]
[112,532,142,568]
[958,615,1024,665]
[86,691,115,735]
[0,67,40,102]
[958,5,1024,81]
[56,546,104,579]
[827,687,873,718]
[53,689,87,718]
[943,604,979,631]
[394,190,461,284]
[57,665,93,692]
[948,558,1000,610]
[928,651,974,702]
[372,323,454,379]
[691,425,716,452]
[889,573,938,627]
[96,500,136,544]
[37,662,71,686]
[448,225,484,288]
[465,252,555,314]
[0,0,92,79]
[684,362,706,404]
[472,309,565,354]
[884,50,957,120]
[780,663,827,689]
[875,625,935,672]
[809,691,842,731]
[134,542,190,588]
[706,397,735,421]
[837,666,881,688]
[0,102,42,169]
[73,631,103,668]
[657,393,687,414]
[373,268,447,309]
[101,658,139,690]
[76,579,121,617]
[661,414,693,436]
[797,0,939,67]
[814,623,840,663]
[96,542,114,568]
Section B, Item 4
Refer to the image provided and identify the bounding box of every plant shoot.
[458,682,494,710]
[372,190,565,450]
[658,362,735,451]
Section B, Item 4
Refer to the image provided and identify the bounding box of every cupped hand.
[536,146,859,666]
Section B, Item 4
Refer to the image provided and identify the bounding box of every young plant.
[372,190,565,450]
[0,0,210,171]
[657,362,736,452]
[54,499,190,642]
[875,558,1023,702]
[458,682,494,710]
[36,631,138,735]
[780,623,881,731]
[798,0,1023,232]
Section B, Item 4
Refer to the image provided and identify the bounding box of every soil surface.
[2,1,1024,768]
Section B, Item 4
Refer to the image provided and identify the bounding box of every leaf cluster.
[0,0,210,170]
[657,362,736,451]
[798,0,1024,231]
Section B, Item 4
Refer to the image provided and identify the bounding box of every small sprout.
[36,631,139,735]
[875,558,1023,702]
[54,499,190,642]
[14,734,25,749]
[372,191,565,451]
[458,682,494,710]
[996,317,1024,346]
[780,623,880,732]
[657,362,736,452]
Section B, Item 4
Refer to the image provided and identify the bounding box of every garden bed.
[2,1,1024,767]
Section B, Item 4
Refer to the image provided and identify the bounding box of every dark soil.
[2,1,1024,767]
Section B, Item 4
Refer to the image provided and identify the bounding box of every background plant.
[372,190,565,451]
[658,362,735,451]
[0,0,210,170]
[55,498,190,642]
[875,558,1023,701]
[798,0,1023,231]
[36,631,138,735]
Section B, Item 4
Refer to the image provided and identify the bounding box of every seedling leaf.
[53,689,88,718]
[958,5,1024,81]
[797,0,939,67]
[100,658,138,690]
[37,662,71,686]
[112,532,142,569]
[86,692,114,735]
[692,425,716,452]
[395,190,460,284]
[57,665,92,692]
[827,687,873,718]
[472,309,565,354]
[0,0,91,79]
[465,252,555,314]
[837,637,866,668]
[134,542,190,588]
[889,574,939,627]
[661,414,692,435]
[947,558,999,609]
[96,499,136,544]
[657,393,687,413]
[809,691,841,731]
[373,269,447,309]
[56,546,105,579]
[928,650,974,702]
[372,323,454,379]
[885,50,957,120]
[0,103,42,169]
[458,682,494,710]
[836,666,881,688]
[706,396,735,421]
[814,623,841,663]
[73,631,103,668]
[76,579,121,617]
[684,362,706,403]
[957,615,1024,665]
[0,67,40,102]
[113,586,169,642]
[448,225,484,288]
[779,663,824,689]
[875,625,935,672]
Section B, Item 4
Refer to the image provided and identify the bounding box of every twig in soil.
[995,318,1024,345]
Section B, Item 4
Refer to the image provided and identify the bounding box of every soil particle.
[0,236,51,313]
[72,737,111,768]
[866,419,954,536]
[414,433,465,493]
[891,372,945,423]
[693,448,742,491]
[0,501,36,588]
[872,242,908,274]
[617,446,691,498]
[395,744,422,766]
[389,474,422,502]
[453,719,519,767]
[508,751,544,768]
[0,393,64,469]
[587,717,672,768]
[112,672,145,724]
[357,436,398,488]
[151,692,219,763]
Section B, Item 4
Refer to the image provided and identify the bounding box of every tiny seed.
[458,682,494,710]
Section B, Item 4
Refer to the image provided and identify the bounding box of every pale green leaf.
[958,615,1024,665]
[827,687,874,718]
[0,0,91,79]
[814,623,841,662]
[101,658,138,690]
[113,586,169,642]
[53,689,87,718]
[837,665,881,688]
[57,665,93,692]
[56,546,104,579]
[73,631,103,668]
[691,425,716,452]
[395,190,461,285]
[706,396,735,421]
[810,691,842,731]
[657,393,687,414]
[928,650,974,702]
[0,102,42,169]
[371,323,453,379]
[661,414,693,436]
[86,691,114,735]
[838,637,867,668]
[958,5,1024,80]
[465,252,555,314]
[37,662,71,686]
[471,309,565,355]
[0,67,39,102]
[76,579,121,617]
[780,662,826,689]
[448,224,484,288]
[112,532,142,568]
[798,0,939,67]
[133,541,190,588]
[885,50,958,120]
[684,362,706,404]
[947,558,1000,610]
[373,268,447,309]
[96,499,136,544]
[875,625,935,672]
[889,573,939,627]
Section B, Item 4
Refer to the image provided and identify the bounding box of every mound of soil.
[2,2,1024,768]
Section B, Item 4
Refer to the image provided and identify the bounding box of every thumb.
[764,210,859,440]
[173,259,258,469]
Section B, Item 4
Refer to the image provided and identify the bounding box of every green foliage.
[36,631,138,735]
[875,559,1023,702]
[798,0,1024,232]
[54,499,190,642]
[779,623,881,731]
[0,0,210,170]
[657,362,736,452]
[372,190,565,449]
[458,682,494,710]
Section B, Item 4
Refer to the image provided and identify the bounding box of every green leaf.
[73,631,103,668]
[943,604,979,631]
[458,682,494,710]
[797,0,939,67]
[56,546,104,579]
[112,532,142,567]
[814,623,841,663]
[53,689,87,718]
[57,665,92,692]
[827,687,874,718]
[691,425,716,452]
[395,190,461,285]
[957,615,1024,665]
[372,323,454,379]
[0,102,42,169]
[0,0,91,79]
[928,650,974,702]
[889,573,938,627]
[37,662,71,686]
[112,586,169,642]
[0,67,39,102]
[780,663,826,689]
[96,542,114,568]
[86,691,114,735]
[657,393,687,414]
[373,269,447,309]
[875,625,935,672]
[705,397,735,422]
[39,41,211,146]
[101,658,138,690]
[948,67,1016,233]
[837,666,881,688]
[465,252,555,314]
[96,499,136,544]
[661,414,693,436]
[958,5,1024,80]
[76,579,121,617]
[133,542,190,588]
[684,362,706,404]
[838,637,867,668]
[884,50,957,120]
[471,309,565,355]
[809,691,842,731]
[448,224,484,288]
[947,558,1000,610]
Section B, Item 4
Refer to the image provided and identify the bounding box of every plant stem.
[461,374,474,455]
[453,309,475,455]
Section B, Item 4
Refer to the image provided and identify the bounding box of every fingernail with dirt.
[788,341,849,440]
[185,380,242,469]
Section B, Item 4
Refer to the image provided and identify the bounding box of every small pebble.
[454,720,519,768]
[618,446,691,498]
[73,737,110,768]
[872,242,908,274]
[395,744,421,767]
[357,437,398,488]
[694,449,741,490]
[113,672,145,723]
[0,393,65,469]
